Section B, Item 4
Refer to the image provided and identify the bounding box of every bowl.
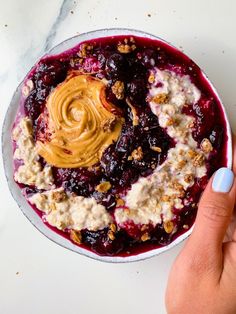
[2,28,232,263]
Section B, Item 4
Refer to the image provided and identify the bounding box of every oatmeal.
[29,188,112,231]
[12,35,227,257]
[13,118,54,190]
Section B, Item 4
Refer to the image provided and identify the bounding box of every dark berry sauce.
[15,35,228,257]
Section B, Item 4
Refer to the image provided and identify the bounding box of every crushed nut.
[161,195,171,202]
[117,42,136,53]
[187,149,197,159]
[141,232,150,242]
[108,230,115,241]
[131,146,143,161]
[176,160,187,170]
[200,138,213,153]
[116,198,125,206]
[70,230,82,244]
[183,224,189,230]
[148,73,155,84]
[101,117,117,132]
[171,181,184,194]
[164,221,174,234]
[78,43,93,57]
[150,146,162,153]
[193,153,205,167]
[111,81,125,99]
[96,181,112,193]
[152,93,169,104]
[184,174,194,183]
[110,223,117,233]
[70,57,83,67]
[51,190,67,203]
[166,118,175,126]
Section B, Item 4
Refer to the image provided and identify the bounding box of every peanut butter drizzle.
[36,74,123,168]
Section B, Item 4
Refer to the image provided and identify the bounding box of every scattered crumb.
[141,232,150,242]
[152,93,169,104]
[117,43,136,53]
[116,198,125,206]
[108,230,115,241]
[164,221,174,234]
[96,181,112,193]
[112,81,124,99]
[70,230,82,244]
[131,146,143,161]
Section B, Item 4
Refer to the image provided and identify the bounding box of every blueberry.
[127,79,147,104]
[105,53,128,79]
[24,90,43,121]
[82,229,125,256]
[209,125,224,149]
[138,49,157,68]
[35,59,67,88]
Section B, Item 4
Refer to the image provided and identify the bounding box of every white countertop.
[0,0,236,313]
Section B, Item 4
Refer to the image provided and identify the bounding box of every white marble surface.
[0,0,236,313]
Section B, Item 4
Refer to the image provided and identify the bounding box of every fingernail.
[212,167,234,193]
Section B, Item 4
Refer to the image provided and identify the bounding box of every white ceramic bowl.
[2,28,232,263]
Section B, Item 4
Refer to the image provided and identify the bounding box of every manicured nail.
[212,167,234,193]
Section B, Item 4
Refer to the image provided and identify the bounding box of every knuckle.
[201,201,231,224]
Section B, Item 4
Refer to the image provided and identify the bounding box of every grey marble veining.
[44,0,77,52]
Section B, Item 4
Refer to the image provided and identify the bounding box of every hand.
[166,137,236,314]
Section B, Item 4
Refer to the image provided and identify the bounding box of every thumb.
[189,167,236,253]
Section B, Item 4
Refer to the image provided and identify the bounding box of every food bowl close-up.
[2,28,232,263]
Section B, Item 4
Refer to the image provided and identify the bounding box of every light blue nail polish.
[212,167,234,193]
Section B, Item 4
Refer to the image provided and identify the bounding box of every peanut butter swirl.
[36,74,123,168]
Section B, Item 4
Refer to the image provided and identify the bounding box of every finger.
[233,134,236,174]
[189,167,236,254]
[231,135,236,241]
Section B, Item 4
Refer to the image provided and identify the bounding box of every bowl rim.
[2,27,232,263]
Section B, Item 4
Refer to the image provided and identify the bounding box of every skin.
[166,136,236,314]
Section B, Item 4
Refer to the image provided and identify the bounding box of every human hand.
[166,137,236,314]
